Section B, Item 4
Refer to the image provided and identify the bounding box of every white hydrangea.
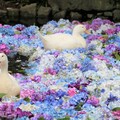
[111,67,120,75]
[88,40,104,54]
[99,24,113,32]
[117,31,120,36]
[97,70,113,79]
[80,53,86,59]
[68,68,83,79]
[19,103,38,112]
[29,47,45,61]
[87,78,120,106]
[18,45,35,56]
[90,24,114,34]
[84,70,100,80]
[49,83,65,91]
[41,74,57,81]
[99,90,111,102]
[87,107,105,120]
[64,53,78,65]
[38,54,55,73]
[108,101,120,110]
[40,24,55,34]
[92,59,108,71]
[86,82,97,92]
[0,33,2,38]
[95,46,104,54]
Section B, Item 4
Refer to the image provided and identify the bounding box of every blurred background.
[0,0,120,26]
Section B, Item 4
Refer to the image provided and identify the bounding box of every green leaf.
[14,30,21,34]
[112,107,120,111]
[109,36,116,40]
[75,102,84,111]
[38,117,45,120]
[57,116,70,120]
[87,19,94,24]
[86,117,91,120]
[102,34,108,39]
[59,24,65,27]
[0,93,6,98]
[107,64,112,68]
[112,51,120,60]
[102,44,106,48]
[46,31,52,35]
[24,97,30,102]
[114,52,120,60]
[16,94,20,98]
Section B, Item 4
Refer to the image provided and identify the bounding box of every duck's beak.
[85,30,91,34]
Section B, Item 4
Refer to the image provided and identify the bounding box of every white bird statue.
[0,53,20,97]
[39,24,89,50]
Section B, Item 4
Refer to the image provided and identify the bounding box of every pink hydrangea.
[68,87,76,97]
[30,35,37,39]
[0,24,2,27]
[112,110,120,120]
[20,89,35,98]
[78,111,86,114]
[44,68,57,75]
[87,96,99,106]
[93,55,109,63]
[31,75,41,83]
[76,63,81,69]
[0,102,16,119]
[105,28,115,35]
[0,43,10,54]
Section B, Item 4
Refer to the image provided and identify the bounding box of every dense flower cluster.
[0,43,10,54]
[0,18,120,120]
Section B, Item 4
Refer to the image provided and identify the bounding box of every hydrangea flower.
[0,18,119,119]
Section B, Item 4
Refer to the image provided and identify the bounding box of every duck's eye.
[2,55,4,57]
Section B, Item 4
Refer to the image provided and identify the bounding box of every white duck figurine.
[0,53,20,97]
[39,24,89,50]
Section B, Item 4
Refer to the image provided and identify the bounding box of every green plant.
[57,116,70,120]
